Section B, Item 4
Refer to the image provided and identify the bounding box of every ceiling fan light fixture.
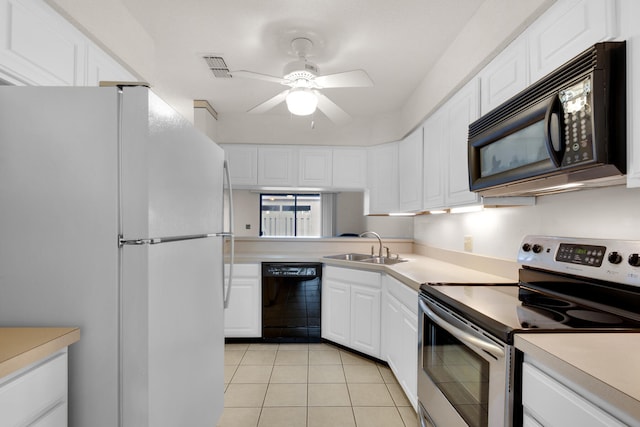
[286,88,318,116]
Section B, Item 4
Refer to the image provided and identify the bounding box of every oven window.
[423,321,490,427]
[479,120,547,178]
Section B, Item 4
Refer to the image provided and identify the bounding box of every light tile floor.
[219,342,418,427]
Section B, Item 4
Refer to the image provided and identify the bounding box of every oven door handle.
[419,298,505,359]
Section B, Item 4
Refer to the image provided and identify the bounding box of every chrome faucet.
[359,231,383,258]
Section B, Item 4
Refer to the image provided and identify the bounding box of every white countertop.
[234,252,516,291]
[515,333,640,424]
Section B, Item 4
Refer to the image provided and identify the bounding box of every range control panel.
[518,235,640,287]
[556,243,606,267]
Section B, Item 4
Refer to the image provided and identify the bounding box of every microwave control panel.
[560,77,593,167]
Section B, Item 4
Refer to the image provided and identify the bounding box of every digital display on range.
[556,243,606,267]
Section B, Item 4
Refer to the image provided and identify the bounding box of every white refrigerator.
[0,85,233,427]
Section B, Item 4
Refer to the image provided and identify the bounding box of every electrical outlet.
[464,235,473,252]
[245,224,251,230]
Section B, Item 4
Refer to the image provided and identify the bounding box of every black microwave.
[468,42,626,197]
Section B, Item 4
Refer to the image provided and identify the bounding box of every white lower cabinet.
[381,275,418,409]
[322,266,381,358]
[0,350,69,427]
[322,278,351,345]
[350,283,381,357]
[224,263,261,338]
[521,360,626,427]
[322,266,418,408]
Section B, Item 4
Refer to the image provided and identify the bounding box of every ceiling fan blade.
[247,90,289,114]
[314,70,374,88]
[231,70,288,85]
[314,91,351,125]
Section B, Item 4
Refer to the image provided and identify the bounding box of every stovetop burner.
[517,286,640,329]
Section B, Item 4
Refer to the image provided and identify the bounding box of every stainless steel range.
[418,235,640,427]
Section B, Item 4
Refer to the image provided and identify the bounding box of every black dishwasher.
[262,262,322,343]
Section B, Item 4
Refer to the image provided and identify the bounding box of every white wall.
[194,107,219,142]
[232,190,260,237]
[365,215,414,239]
[335,192,366,236]
[414,186,640,260]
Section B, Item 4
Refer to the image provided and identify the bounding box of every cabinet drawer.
[522,362,625,427]
[0,351,67,426]
[324,266,381,288]
[227,263,260,278]
[30,401,67,427]
[384,275,418,314]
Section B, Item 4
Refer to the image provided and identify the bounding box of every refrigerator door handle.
[222,160,235,309]
[118,233,216,247]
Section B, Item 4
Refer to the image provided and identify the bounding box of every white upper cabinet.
[621,0,640,187]
[479,37,529,114]
[367,141,399,214]
[0,0,84,85]
[421,79,481,210]
[222,144,258,186]
[221,145,366,190]
[422,109,446,210]
[332,148,367,189]
[527,0,617,83]
[86,45,136,86]
[0,0,134,87]
[398,126,424,212]
[258,146,297,187]
[298,147,332,188]
[444,78,481,207]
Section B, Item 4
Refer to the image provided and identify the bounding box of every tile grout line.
[339,350,359,427]
[306,348,309,427]
[222,343,416,427]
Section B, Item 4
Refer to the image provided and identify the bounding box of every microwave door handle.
[544,94,566,167]
[419,299,505,359]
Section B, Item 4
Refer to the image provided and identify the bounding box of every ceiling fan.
[231,38,374,125]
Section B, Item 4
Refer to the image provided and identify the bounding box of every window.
[260,194,322,237]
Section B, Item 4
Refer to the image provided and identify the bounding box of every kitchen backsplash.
[414,185,640,260]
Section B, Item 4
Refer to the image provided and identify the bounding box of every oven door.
[418,294,513,427]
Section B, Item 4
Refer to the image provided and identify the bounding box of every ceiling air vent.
[203,56,231,78]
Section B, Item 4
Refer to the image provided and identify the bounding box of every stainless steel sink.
[324,253,372,261]
[324,253,408,265]
[363,256,407,265]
